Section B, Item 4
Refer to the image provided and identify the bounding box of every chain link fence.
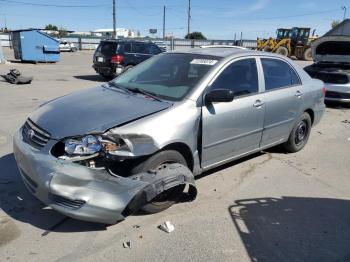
[0,33,257,51]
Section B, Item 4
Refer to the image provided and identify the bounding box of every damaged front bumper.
[13,129,197,224]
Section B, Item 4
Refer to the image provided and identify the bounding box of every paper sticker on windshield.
[190,59,218,65]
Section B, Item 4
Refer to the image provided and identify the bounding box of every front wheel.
[130,150,187,214]
[275,46,289,57]
[303,48,312,61]
[283,112,312,153]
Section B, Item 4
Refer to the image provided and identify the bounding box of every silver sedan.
[13,48,325,224]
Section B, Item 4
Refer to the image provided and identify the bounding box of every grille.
[49,194,86,210]
[326,91,350,99]
[22,119,51,149]
[309,71,348,84]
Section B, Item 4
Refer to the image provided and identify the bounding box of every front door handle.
[253,100,265,108]
[295,90,303,98]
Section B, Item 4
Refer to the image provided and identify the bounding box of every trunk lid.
[312,36,350,63]
[94,41,118,66]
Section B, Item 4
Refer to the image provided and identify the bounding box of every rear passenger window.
[210,58,259,97]
[124,43,131,53]
[132,43,146,54]
[261,58,301,91]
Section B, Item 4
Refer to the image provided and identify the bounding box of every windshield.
[111,53,220,101]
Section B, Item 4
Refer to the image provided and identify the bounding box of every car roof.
[101,39,153,44]
[169,47,294,61]
[169,47,259,58]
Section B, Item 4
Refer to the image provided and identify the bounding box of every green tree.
[331,20,340,29]
[45,24,58,31]
[185,32,207,40]
[58,27,68,38]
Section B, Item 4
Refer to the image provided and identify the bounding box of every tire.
[283,112,312,153]
[130,150,187,214]
[275,46,289,57]
[100,73,114,80]
[123,65,134,73]
[263,46,271,52]
[303,48,312,61]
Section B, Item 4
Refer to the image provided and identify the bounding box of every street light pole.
[113,0,117,38]
[342,6,347,21]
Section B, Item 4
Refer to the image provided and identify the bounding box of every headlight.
[63,135,131,156]
[64,135,102,155]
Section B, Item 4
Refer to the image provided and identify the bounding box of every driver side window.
[210,58,259,97]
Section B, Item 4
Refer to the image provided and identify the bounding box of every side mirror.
[205,89,234,103]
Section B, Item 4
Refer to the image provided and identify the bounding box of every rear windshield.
[97,41,118,56]
[112,53,221,101]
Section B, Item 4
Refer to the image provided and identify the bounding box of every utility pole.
[163,6,166,39]
[187,0,191,36]
[112,0,117,38]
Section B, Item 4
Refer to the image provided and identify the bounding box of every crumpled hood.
[30,85,171,139]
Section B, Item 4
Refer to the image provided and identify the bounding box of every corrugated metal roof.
[324,19,350,36]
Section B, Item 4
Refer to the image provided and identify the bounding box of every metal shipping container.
[11,29,60,62]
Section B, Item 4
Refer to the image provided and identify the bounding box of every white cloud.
[249,0,271,11]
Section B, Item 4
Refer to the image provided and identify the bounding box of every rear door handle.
[295,90,303,98]
[253,100,265,108]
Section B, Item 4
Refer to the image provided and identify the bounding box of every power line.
[251,8,341,20]
[0,0,108,8]
[123,0,162,16]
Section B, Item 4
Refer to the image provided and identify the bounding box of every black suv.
[93,40,163,79]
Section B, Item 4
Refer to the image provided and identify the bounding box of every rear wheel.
[275,46,289,57]
[100,73,114,80]
[123,65,134,72]
[130,150,187,214]
[283,112,312,153]
[303,48,313,61]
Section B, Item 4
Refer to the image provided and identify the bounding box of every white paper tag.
[190,59,218,65]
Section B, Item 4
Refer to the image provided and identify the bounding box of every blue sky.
[0,0,348,39]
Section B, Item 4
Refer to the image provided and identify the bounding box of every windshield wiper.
[106,82,132,94]
[127,87,162,101]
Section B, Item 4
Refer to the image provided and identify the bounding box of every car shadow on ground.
[325,102,350,109]
[229,197,350,262]
[73,75,107,82]
[0,153,108,233]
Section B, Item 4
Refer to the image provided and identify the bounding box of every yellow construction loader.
[257,28,290,51]
[257,27,317,61]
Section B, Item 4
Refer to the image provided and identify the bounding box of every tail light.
[111,55,124,64]
[322,86,326,95]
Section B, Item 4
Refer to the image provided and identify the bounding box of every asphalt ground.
[0,48,350,262]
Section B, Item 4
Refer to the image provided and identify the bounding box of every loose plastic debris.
[158,221,175,233]
[1,69,33,84]
[123,241,131,248]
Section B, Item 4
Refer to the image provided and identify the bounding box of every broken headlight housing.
[64,135,102,155]
[63,135,131,157]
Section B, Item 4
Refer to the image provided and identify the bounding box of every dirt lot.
[0,48,350,262]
